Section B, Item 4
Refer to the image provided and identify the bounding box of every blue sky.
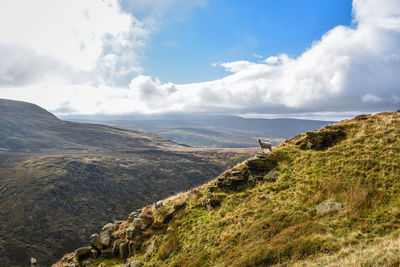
[129,0,353,83]
[0,0,399,119]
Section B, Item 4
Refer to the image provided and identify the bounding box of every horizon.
[0,0,399,120]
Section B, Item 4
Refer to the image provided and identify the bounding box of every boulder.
[75,246,91,261]
[263,170,277,182]
[102,222,115,231]
[316,202,342,214]
[112,239,121,252]
[297,128,346,151]
[128,211,140,223]
[100,229,112,247]
[126,226,140,239]
[119,241,129,259]
[89,233,103,250]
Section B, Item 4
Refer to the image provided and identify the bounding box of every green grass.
[57,111,400,266]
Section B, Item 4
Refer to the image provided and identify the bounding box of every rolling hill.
[0,99,255,266]
[56,110,400,266]
[73,116,333,148]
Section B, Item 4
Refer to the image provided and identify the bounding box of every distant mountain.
[0,99,254,266]
[91,116,335,148]
[0,99,188,154]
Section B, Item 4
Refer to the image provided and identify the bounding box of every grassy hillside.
[55,111,400,266]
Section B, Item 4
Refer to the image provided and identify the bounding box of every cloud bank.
[0,0,399,118]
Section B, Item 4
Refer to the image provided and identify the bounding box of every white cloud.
[0,0,400,118]
[252,53,263,59]
[0,0,149,86]
[362,94,383,103]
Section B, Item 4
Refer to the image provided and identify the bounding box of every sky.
[0,0,399,120]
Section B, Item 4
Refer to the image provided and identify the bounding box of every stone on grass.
[316,202,342,214]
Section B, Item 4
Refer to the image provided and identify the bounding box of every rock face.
[296,127,346,151]
[316,202,343,214]
[74,247,91,261]
[57,153,278,266]
[162,201,186,224]
[89,233,103,250]
[100,229,112,247]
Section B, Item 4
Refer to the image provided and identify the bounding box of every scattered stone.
[89,233,103,250]
[119,241,129,259]
[316,202,342,214]
[297,128,346,151]
[112,239,121,252]
[128,211,140,223]
[102,222,115,231]
[145,238,156,258]
[100,229,112,247]
[126,226,140,239]
[75,246,91,261]
[263,170,277,182]
[68,263,77,267]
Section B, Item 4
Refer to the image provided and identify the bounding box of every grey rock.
[112,239,121,252]
[128,211,140,223]
[102,222,115,231]
[75,246,91,261]
[89,233,103,250]
[126,226,140,239]
[119,241,129,259]
[316,202,342,214]
[263,170,277,182]
[100,229,112,247]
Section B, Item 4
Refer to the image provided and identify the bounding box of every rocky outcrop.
[162,201,186,224]
[296,126,346,151]
[57,152,277,266]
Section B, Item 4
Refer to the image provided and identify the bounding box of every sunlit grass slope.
[56,111,400,266]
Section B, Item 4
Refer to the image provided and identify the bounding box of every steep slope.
[56,111,400,266]
[0,99,255,266]
[0,98,185,153]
